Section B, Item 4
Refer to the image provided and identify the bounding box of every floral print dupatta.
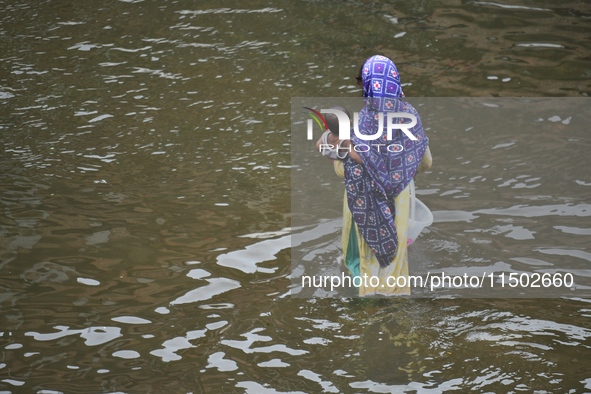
[343,55,429,267]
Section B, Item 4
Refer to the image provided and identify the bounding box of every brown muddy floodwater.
[0,0,590,393]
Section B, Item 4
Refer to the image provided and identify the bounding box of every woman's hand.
[315,131,339,160]
[339,140,363,164]
[315,132,362,164]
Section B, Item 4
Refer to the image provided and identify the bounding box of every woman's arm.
[315,133,363,164]
[417,146,433,173]
[339,140,363,164]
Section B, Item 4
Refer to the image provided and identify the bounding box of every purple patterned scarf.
[344,55,429,267]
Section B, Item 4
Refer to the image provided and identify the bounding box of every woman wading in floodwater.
[318,55,432,296]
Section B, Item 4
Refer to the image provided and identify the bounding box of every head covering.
[361,54,404,103]
[344,55,429,267]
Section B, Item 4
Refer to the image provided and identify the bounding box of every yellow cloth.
[334,146,432,296]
